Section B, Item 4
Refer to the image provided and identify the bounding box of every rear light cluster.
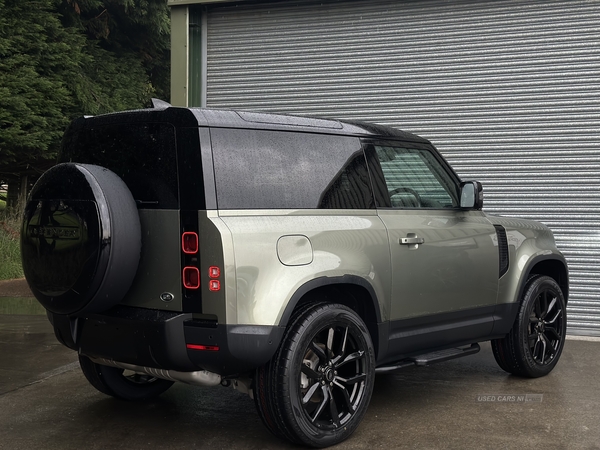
[181,232,221,292]
[183,266,200,289]
[182,231,200,289]
[182,232,198,254]
[181,231,200,289]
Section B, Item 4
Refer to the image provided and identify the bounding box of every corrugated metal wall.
[205,0,600,336]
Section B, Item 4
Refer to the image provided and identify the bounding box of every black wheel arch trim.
[516,254,569,306]
[277,275,384,360]
[279,275,383,327]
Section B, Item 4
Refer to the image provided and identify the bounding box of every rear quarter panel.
[215,210,390,326]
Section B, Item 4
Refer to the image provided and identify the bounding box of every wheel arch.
[278,276,383,359]
[517,255,569,304]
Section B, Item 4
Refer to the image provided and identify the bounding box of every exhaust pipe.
[90,357,222,387]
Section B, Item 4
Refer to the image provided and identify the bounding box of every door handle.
[399,233,425,249]
[400,237,424,245]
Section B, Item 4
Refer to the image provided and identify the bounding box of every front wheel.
[492,275,567,378]
[79,355,174,400]
[255,302,375,448]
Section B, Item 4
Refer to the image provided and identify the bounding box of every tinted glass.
[368,144,458,209]
[211,129,373,209]
[60,122,178,209]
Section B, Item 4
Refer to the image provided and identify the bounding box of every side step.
[375,343,480,374]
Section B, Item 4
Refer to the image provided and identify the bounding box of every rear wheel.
[492,275,566,378]
[79,355,174,401]
[255,302,375,448]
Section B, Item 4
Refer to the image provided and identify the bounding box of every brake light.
[209,266,220,278]
[209,280,221,292]
[183,266,200,289]
[182,232,199,254]
[180,215,201,312]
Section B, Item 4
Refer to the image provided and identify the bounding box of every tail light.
[180,213,201,312]
[183,266,200,289]
[182,232,199,254]
[181,232,222,292]
[182,231,200,289]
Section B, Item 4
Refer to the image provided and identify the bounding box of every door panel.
[378,209,498,321]
[365,141,499,355]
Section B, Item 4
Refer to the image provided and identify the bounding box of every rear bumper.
[48,306,285,376]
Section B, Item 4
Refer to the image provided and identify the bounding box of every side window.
[367,144,459,209]
[317,150,373,209]
[210,128,374,209]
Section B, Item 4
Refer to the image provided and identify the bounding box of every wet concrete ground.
[1,295,599,449]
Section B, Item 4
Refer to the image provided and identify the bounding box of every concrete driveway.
[1,294,599,449]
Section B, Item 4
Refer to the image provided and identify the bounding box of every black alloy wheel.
[299,323,369,430]
[492,275,567,378]
[254,302,375,448]
[527,283,565,365]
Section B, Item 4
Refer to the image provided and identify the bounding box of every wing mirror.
[460,181,484,210]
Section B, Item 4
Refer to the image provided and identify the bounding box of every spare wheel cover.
[21,163,141,315]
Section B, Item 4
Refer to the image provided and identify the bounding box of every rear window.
[210,129,374,209]
[60,122,178,209]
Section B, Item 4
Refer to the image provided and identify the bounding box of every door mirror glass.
[460,181,483,210]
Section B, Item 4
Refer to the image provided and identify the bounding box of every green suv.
[21,104,568,448]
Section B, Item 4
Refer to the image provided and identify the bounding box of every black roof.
[76,106,430,144]
[193,108,429,143]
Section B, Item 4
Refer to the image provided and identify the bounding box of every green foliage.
[0,0,84,177]
[0,0,171,186]
[60,0,171,102]
[0,208,23,280]
[0,0,171,278]
[71,41,154,115]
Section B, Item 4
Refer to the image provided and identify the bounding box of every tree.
[0,0,171,205]
[60,0,171,103]
[0,0,85,197]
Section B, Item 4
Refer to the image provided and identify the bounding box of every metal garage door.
[205,0,600,336]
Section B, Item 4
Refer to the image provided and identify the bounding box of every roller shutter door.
[205,0,600,336]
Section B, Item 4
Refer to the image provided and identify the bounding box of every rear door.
[365,141,499,354]
[60,119,185,311]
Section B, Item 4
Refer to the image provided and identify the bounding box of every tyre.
[254,302,375,448]
[21,163,141,315]
[79,355,174,401]
[492,275,567,378]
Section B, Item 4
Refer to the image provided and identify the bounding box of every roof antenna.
[151,98,172,109]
